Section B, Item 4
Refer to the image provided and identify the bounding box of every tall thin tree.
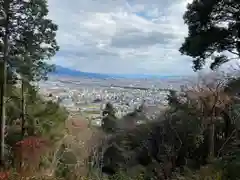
[21,77,26,138]
[0,0,10,168]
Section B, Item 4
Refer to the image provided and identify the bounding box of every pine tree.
[180,0,240,71]
[0,0,59,167]
[102,103,117,133]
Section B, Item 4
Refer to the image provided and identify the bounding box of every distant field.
[47,74,190,90]
[78,104,101,109]
[82,110,101,115]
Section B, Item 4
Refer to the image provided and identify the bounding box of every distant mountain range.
[51,65,113,79]
[51,65,181,79]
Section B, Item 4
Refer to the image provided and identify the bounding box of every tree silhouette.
[101,103,117,133]
[180,0,240,71]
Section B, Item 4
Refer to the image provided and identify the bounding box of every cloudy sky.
[47,0,195,76]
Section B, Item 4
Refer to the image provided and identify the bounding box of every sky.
[47,0,195,76]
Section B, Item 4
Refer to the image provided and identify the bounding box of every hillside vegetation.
[1,0,240,179]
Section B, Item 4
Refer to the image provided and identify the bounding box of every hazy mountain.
[51,65,183,79]
[52,65,115,79]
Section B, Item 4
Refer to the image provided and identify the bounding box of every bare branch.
[217,129,237,157]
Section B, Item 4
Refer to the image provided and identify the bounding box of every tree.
[184,79,232,159]
[102,102,116,117]
[0,0,59,168]
[101,103,117,133]
[1,0,59,82]
[0,0,10,167]
[167,90,180,108]
[180,0,240,71]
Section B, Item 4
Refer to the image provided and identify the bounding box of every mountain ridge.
[51,65,114,79]
[51,65,181,79]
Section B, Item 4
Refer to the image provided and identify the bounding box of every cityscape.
[38,75,189,126]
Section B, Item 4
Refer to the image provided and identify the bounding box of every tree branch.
[228,50,240,57]
[217,129,236,157]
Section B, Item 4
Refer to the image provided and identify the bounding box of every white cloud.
[47,0,194,75]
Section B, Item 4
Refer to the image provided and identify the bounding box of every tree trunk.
[0,50,6,168]
[0,0,10,168]
[21,79,26,138]
[208,122,215,160]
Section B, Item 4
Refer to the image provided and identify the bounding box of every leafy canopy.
[1,0,59,82]
[180,0,240,71]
